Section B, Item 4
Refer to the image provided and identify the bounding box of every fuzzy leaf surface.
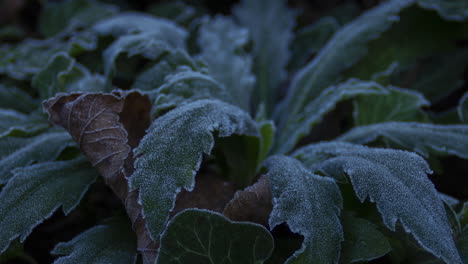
[234,0,295,113]
[277,0,413,127]
[0,131,73,183]
[52,216,137,264]
[0,109,48,138]
[353,87,430,126]
[198,15,255,110]
[157,209,274,264]
[130,99,259,241]
[0,84,36,113]
[39,0,118,37]
[0,157,98,253]
[264,155,343,264]
[294,142,462,264]
[340,213,391,263]
[275,79,386,154]
[338,122,468,158]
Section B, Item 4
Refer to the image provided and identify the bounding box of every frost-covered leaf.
[338,122,468,158]
[0,157,98,254]
[130,99,259,241]
[198,15,255,110]
[132,49,199,91]
[353,87,430,126]
[0,109,48,138]
[102,33,183,83]
[52,216,137,264]
[0,84,36,113]
[93,12,187,42]
[32,52,104,100]
[275,79,386,154]
[39,0,118,37]
[150,69,231,118]
[277,0,412,127]
[157,209,274,264]
[0,131,73,183]
[264,155,343,264]
[293,142,462,264]
[147,1,201,26]
[223,175,272,227]
[340,213,391,263]
[417,0,468,21]
[0,33,97,80]
[459,92,468,123]
[289,17,339,70]
[234,0,295,113]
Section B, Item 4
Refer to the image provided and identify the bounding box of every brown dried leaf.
[44,91,156,263]
[223,174,273,227]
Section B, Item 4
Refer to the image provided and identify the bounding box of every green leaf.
[0,33,97,80]
[198,15,255,111]
[457,227,468,264]
[340,213,391,263]
[93,12,187,43]
[417,0,468,21]
[0,131,73,183]
[293,142,462,264]
[288,17,339,70]
[0,109,49,138]
[32,52,105,100]
[234,0,295,114]
[0,157,98,254]
[132,49,199,91]
[264,155,343,264]
[52,216,137,264]
[102,32,183,83]
[459,92,468,123]
[353,87,430,126]
[150,69,232,118]
[274,79,387,154]
[39,0,118,37]
[147,1,201,26]
[338,122,468,158]
[276,0,413,128]
[0,84,36,113]
[129,99,259,241]
[157,209,274,264]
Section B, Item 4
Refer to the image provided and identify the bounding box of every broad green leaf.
[234,0,295,114]
[274,79,387,154]
[0,84,36,113]
[0,157,98,254]
[294,142,462,264]
[345,6,468,82]
[417,0,468,21]
[459,92,468,123]
[52,216,137,264]
[157,209,273,264]
[93,12,187,43]
[289,17,339,70]
[0,109,48,138]
[264,155,343,264]
[150,69,231,118]
[340,213,391,263]
[457,227,468,264]
[39,0,118,37]
[0,131,73,183]
[102,33,182,83]
[129,99,259,241]
[353,87,430,126]
[132,49,199,91]
[276,0,413,128]
[32,52,105,100]
[0,32,97,80]
[338,122,468,158]
[198,15,255,111]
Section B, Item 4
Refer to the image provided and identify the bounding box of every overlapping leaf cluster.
[1,0,468,263]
